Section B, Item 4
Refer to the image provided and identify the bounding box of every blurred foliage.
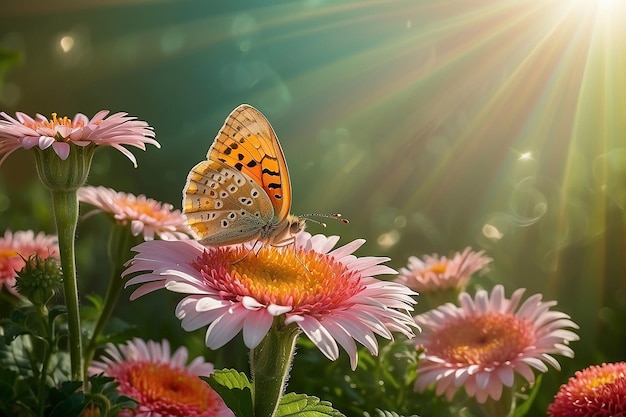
[0,48,21,89]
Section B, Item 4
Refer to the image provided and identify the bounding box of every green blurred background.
[1,0,625,414]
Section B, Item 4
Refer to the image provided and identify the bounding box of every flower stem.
[478,386,515,417]
[37,305,53,417]
[84,224,137,379]
[51,189,83,382]
[250,321,300,417]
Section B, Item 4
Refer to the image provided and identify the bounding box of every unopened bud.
[14,254,63,306]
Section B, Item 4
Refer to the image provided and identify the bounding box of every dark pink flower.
[90,338,233,417]
[548,362,626,417]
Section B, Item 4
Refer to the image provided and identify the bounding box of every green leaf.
[369,410,415,417]
[0,368,19,415]
[87,374,137,416]
[47,381,87,417]
[275,392,346,417]
[49,305,67,322]
[0,322,31,343]
[0,334,36,377]
[205,369,253,417]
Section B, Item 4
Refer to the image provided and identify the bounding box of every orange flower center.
[0,248,19,258]
[0,248,22,279]
[115,197,171,221]
[427,263,448,274]
[434,313,534,365]
[199,246,363,313]
[574,365,626,393]
[117,361,219,414]
[23,113,85,130]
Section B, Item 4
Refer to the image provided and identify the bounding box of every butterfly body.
[183,104,305,247]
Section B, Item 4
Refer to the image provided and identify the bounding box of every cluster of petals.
[413,285,579,403]
[547,362,626,417]
[0,110,158,167]
[89,338,233,417]
[123,232,419,370]
[396,247,492,293]
[0,230,59,295]
[78,185,191,241]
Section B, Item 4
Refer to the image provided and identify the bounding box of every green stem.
[84,224,137,379]
[37,305,53,417]
[250,321,300,417]
[478,385,515,417]
[51,189,83,382]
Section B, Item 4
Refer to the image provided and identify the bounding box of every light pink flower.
[78,186,191,241]
[414,285,579,403]
[0,230,59,295]
[0,111,158,167]
[90,338,233,417]
[123,232,418,370]
[396,247,492,293]
[548,362,626,417]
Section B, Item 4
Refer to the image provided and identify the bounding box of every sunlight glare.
[59,36,74,53]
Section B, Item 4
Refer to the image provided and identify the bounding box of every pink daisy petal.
[396,247,492,293]
[78,186,191,242]
[414,284,579,403]
[52,142,70,159]
[0,230,60,296]
[0,110,158,166]
[89,338,233,417]
[124,232,419,369]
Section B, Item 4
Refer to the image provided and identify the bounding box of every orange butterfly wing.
[208,104,292,222]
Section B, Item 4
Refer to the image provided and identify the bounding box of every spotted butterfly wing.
[183,104,304,246]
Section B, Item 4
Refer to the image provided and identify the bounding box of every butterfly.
[182,104,308,247]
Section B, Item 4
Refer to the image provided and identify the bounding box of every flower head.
[547,362,626,417]
[0,110,158,167]
[89,338,233,417]
[396,247,492,293]
[0,230,59,296]
[14,254,63,306]
[78,185,191,241]
[413,285,579,403]
[124,232,418,370]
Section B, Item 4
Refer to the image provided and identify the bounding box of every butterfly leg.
[231,239,262,264]
[271,235,313,276]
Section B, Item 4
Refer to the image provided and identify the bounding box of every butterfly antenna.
[299,213,349,227]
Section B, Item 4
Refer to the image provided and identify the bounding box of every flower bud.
[14,253,63,306]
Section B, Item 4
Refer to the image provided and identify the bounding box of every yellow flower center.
[201,246,362,313]
[0,248,21,278]
[0,248,19,259]
[428,263,448,274]
[585,368,625,390]
[115,197,171,221]
[434,313,534,365]
[22,113,85,130]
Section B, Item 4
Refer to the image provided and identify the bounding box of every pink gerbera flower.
[78,185,191,241]
[414,285,579,403]
[0,111,158,167]
[0,230,59,295]
[547,362,626,417]
[123,232,418,370]
[396,247,492,293]
[90,338,233,417]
